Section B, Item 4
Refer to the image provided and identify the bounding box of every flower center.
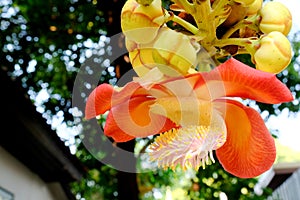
[148,115,227,171]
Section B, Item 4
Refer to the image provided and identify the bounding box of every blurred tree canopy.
[1,0,299,199]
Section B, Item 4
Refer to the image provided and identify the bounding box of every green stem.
[171,15,200,35]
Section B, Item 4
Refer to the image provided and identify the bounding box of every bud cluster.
[121,0,293,75]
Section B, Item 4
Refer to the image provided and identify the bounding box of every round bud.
[121,0,165,44]
[259,1,292,36]
[254,31,292,74]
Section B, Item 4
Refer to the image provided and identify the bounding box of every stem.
[211,0,232,14]
[214,37,255,47]
[172,14,200,35]
[171,0,195,14]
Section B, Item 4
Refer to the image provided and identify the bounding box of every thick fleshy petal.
[105,96,177,141]
[85,83,114,119]
[104,111,136,143]
[149,58,293,104]
[215,99,276,178]
[150,96,214,126]
[200,58,293,103]
[85,82,149,119]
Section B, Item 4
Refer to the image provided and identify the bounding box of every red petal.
[204,58,293,103]
[85,83,114,119]
[215,99,276,178]
[104,96,177,141]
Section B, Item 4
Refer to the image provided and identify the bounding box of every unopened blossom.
[259,1,292,36]
[254,31,292,74]
[121,0,165,44]
[127,27,198,77]
[85,58,293,178]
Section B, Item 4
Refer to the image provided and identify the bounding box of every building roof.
[267,162,300,190]
[255,162,300,195]
[0,69,85,198]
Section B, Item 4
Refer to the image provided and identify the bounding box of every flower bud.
[234,0,255,6]
[246,0,263,16]
[126,27,198,77]
[126,38,156,76]
[254,31,292,74]
[259,1,292,36]
[152,28,198,77]
[121,0,165,44]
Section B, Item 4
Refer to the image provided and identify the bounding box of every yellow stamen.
[149,114,227,171]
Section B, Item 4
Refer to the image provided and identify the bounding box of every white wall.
[0,146,67,200]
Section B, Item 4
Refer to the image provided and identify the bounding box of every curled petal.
[104,111,136,142]
[215,99,276,178]
[199,58,293,103]
[85,82,149,119]
[150,97,214,126]
[85,83,114,119]
[105,96,177,140]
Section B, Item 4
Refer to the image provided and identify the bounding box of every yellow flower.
[254,31,292,74]
[259,1,292,36]
[152,27,198,77]
[121,0,165,44]
[126,38,157,77]
[127,27,199,77]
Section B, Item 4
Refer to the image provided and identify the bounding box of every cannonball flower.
[254,31,292,74]
[127,27,198,77]
[121,0,165,44]
[259,1,292,36]
[85,58,293,178]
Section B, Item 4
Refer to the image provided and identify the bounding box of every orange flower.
[85,58,293,178]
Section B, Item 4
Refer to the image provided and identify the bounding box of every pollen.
[148,116,227,171]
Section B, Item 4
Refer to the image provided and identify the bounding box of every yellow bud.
[126,27,198,77]
[246,0,263,16]
[121,0,165,44]
[126,38,156,76]
[234,0,255,6]
[152,28,198,77]
[259,1,292,36]
[254,31,292,74]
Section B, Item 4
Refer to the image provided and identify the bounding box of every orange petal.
[104,111,136,142]
[85,82,149,119]
[105,96,177,140]
[203,58,293,103]
[215,99,276,178]
[85,83,114,119]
